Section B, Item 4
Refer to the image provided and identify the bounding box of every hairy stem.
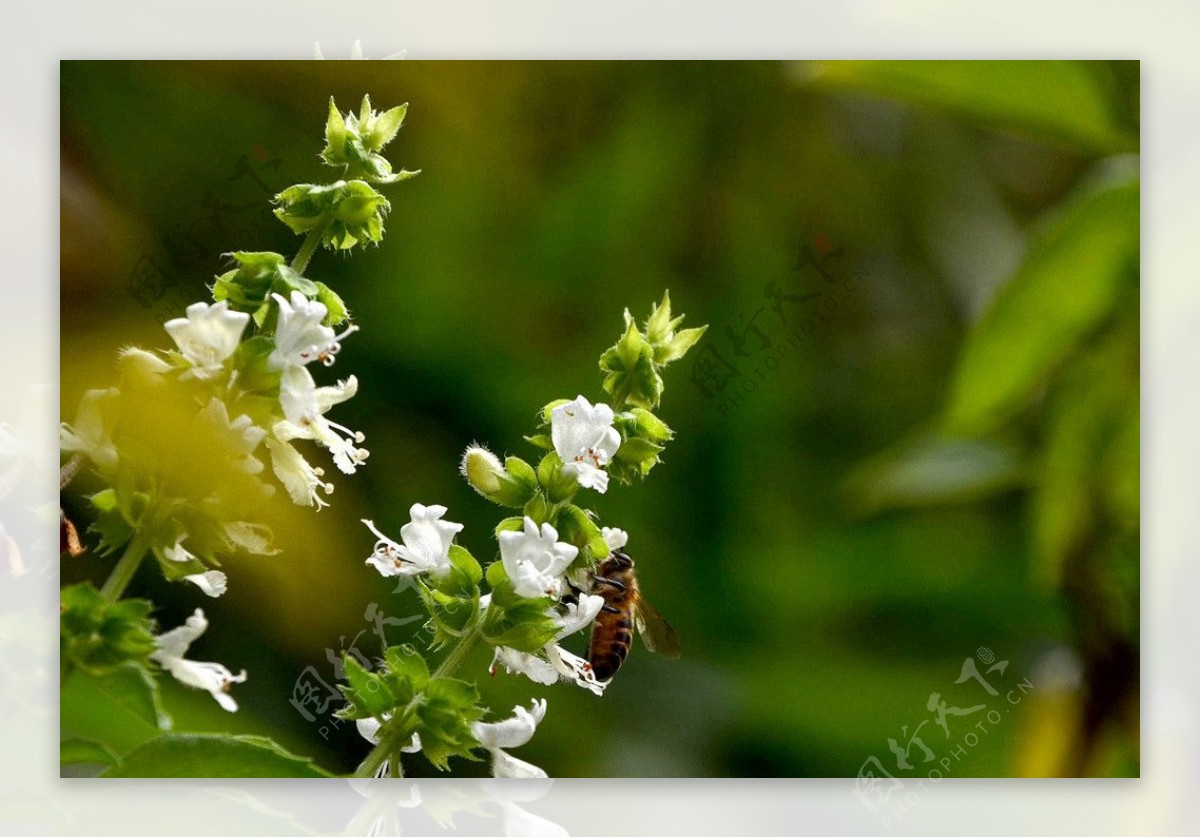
[291,229,323,275]
[433,625,482,679]
[100,531,150,602]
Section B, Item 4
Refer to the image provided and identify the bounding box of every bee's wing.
[635,600,681,658]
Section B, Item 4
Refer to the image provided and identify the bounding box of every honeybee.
[587,550,681,681]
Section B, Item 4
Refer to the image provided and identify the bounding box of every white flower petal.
[490,748,548,779]
[163,538,196,564]
[601,527,628,552]
[546,645,607,695]
[357,716,383,745]
[184,570,228,598]
[554,594,604,639]
[267,437,331,508]
[471,699,547,750]
[490,647,558,686]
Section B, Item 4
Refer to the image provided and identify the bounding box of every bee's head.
[609,550,634,570]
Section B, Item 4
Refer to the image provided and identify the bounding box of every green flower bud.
[600,315,662,410]
[460,445,538,508]
[321,96,420,185]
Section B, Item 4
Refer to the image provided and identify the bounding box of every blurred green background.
[60,60,1139,778]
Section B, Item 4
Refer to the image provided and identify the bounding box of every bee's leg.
[600,604,621,614]
[592,575,626,593]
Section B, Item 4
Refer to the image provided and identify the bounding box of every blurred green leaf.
[807,60,1136,153]
[1031,321,1137,588]
[61,663,170,756]
[101,734,331,777]
[944,169,1139,435]
[844,432,1026,516]
[61,737,119,767]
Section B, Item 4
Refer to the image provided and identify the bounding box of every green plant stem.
[291,229,322,275]
[100,531,150,602]
[433,625,482,679]
[352,625,483,778]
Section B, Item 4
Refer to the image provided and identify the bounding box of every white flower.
[471,699,548,779]
[269,291,358,370]
[363,504,463,580]
[266,437,333,508]
[150,609,246,712]
[197,398,266,475]
[59,388,119,470]
[497,517,578,600]
[551,395,621,493]
[164,301,250,379]
[601,526,628,553]
[184,570,228,598]
[276,366,367,474]
[488,596,608,696]
[554,594,605,639]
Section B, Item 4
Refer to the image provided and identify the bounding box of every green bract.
[60,583,157,675]
[212,251,348,328]
[274,180,392,252]
[599,291,707,411]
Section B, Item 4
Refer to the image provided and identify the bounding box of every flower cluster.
[342,294,705,779]
[60,96,416,727]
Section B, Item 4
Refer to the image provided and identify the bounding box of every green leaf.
[807,60,1136,154]
[339,655,395,719]
[88,491,133,556]
[313,281,349,326]
[101,734,331,778]
[536,451,576,503]
[523,433,554,451]
[435,544,483,596]
[61,663,169,756]
[415,678,485,771]
[944,170,1139,435]
[539,399,572,425]
[843,432,1026,516]
[485,559,510,590]
[1031,325,1136,588]
[415,584,479,651]
[556,504,606,568]
[494,517,524,539]
[383,644,430,694]
[61,737,119,767]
